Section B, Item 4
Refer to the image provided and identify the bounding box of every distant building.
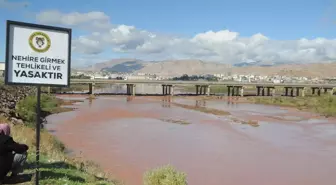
[126,75,147,80]
[0,63,5,77]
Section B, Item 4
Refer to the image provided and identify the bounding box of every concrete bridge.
[67,79,336,97]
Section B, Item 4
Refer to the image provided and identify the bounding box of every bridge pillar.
[240,86,244,97]
[227,86,232,96]
[202,85,205,95]
[206,85,211,96]
[171,85,175,96]
[290,88,294,97]
[262,87,265,96]
[301,87,306,97]
[321,87,333,95]
[162,85,174,96]
[132,84,136,96]
[126,84,136,96]
[272,88,276,96]
[267,87,271,96]
[311,87,322,96]
[256,86,267,96]
[195,85,200,95]
[162,85,165,95]
[196,85,208,95]
[296,87,300,96]
[232,86,236,96]
[229,86,241,96]
[89,83,95,94]
[284,87,295,97]
[331,88,335,95]
[266,87,274,96]
[284,87,289,96]
[235,86,242,96]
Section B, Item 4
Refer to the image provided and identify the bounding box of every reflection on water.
[126,96,134,102]
[162,97,171,108]
[47,96,336,185]
[88,98,93,107]
[195,100,206,107]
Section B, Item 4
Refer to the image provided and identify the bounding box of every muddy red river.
[46,96,336,185]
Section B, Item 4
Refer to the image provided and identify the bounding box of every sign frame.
[5,20,72,185]
[5,20,72,88]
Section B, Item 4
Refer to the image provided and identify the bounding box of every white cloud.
[0,0,28,9]
[36,10,112,30]
[36,10,336,65]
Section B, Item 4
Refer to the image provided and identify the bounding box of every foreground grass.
[143,165,187,185]
[15,94,79,125]
[0,116,117,185]
[247,95,336,117]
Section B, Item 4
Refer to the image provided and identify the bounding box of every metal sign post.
[35,86,41,185]
[5,20,71,185]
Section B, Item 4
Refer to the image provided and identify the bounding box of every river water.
[46,95,336,185]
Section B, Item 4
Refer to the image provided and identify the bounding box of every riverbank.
[169,94,336,118]
[246,95,336,117]
[1,96,117,185]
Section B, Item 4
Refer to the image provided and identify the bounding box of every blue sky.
[1,0,336,66]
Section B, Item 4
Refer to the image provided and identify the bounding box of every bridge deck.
[70,79,336,88]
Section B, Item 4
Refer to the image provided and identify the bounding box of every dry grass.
[230,117,260,127]
[159,118,191,125]
[172,102,230,116]
[241,120,260,127]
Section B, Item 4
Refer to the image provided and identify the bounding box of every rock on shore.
[0,85,35,123]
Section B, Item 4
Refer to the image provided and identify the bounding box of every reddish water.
[47,95,336,185]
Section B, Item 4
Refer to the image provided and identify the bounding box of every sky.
[1,0,336,67]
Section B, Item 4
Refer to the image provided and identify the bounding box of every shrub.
[143,165,187,185]
[15,94,60,124]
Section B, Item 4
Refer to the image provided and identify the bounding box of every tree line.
[172,74,219,81]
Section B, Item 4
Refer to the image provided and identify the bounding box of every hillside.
[231,63,336,77]
[136,60,232,76]
[78,59,336,77]
[78,58,143,72]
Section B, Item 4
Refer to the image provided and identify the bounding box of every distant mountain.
[102,61,144,73]
[79,59,232,76]
[76,58,336,77]
[78,59,144,72]
[136,59,231,76]
[234,60,294,67]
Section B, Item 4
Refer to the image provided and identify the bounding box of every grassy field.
[247,95,336,117]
